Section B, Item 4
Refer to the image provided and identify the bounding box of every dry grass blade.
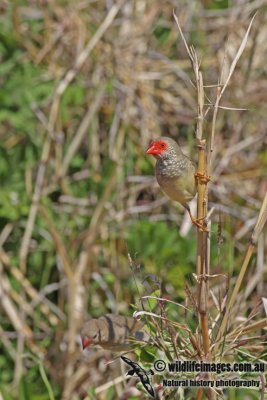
[0,273,33,339]
[220,13,257,98]
[173,11,194,63]
[39,207,74,282]
[61,83,106,178]
[19,136,51,273]
[262,298,267,317]
[210,13,257,153]
[54,1,124,100]
[215,191,267,353]
[252,191,267,243]
[0,251,61,325]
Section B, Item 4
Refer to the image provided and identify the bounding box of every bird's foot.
[195,172,211,184]
[186,207,209,232]
[191,217,209,232]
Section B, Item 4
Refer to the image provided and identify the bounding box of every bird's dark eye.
[161,143,165,148]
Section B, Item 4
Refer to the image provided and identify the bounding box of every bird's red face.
[81,336,90,350]
[146,139,168,156]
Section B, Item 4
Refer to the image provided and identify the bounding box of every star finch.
[146,136,201,228]
[81,314,147,352]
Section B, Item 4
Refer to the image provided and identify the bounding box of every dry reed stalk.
[173,13,214,399]
[173,8,211,338]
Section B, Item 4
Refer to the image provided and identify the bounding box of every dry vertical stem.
[196,140,212,400]
[196,388,203,400]
[195,141,211,365]
[173,12,213,400]
[189,43,211,363]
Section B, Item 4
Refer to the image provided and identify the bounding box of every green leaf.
[19,377,32,400]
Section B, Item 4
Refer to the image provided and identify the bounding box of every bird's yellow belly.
[157,175,196,206]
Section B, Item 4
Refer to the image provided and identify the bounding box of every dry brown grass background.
[0,0,266,399]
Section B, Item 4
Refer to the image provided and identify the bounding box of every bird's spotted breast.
[156,157,189,179]
[155,156,196,205]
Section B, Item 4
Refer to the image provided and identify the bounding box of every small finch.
[146,136,201,228]
[81,314,147,352]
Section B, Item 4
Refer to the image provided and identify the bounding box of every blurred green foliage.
[0,0,265,399]
[127,220,196,296]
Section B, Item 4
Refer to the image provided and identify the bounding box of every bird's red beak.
[82,337,90,350]
[146,141,158,155]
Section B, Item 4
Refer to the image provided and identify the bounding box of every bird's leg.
[185,205,209,232]
[195,171,211,184]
